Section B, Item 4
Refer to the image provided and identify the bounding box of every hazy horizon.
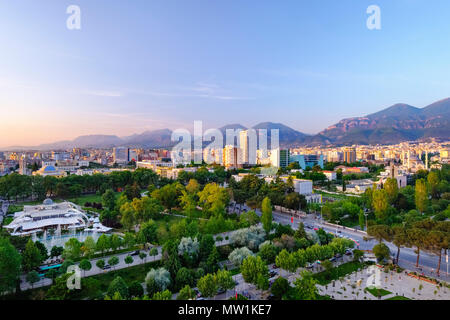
[2,1,450,148]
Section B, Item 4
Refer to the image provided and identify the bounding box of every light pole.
[364,212,368,231]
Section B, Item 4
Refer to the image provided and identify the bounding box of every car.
[217,288,226,294]
[313,227,319,231]
[337,230,342,234]
[305,225,313,229]
[329,257,336,262]
[335,253,342,259]
[103,264,111,270]
[269,271,277,278]
[131,250,140,256]
[306,263,314,269]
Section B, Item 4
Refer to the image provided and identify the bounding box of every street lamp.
[364,212,368,231]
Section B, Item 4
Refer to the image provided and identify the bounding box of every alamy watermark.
[171,121,279,167]
[367,5,381,30]
[66,5,81,30]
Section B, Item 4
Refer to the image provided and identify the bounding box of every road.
[237,203,450,282]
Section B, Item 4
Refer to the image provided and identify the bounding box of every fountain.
[33,228,109,250]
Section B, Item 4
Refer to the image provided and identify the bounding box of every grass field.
[365,287,392,297]
[313,261,366,285]
[386,295,411,300]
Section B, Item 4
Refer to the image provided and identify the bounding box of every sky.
[1,0,450,147]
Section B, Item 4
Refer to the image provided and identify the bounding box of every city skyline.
[2,1,450,147]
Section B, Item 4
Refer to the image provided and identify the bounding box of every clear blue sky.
[1,0,450,147]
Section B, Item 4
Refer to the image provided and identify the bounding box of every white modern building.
[4,199,90,236]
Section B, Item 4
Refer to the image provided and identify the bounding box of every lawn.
[68,193,106,206]
[386,295,411,300]
[365,287,392,297]
[312,261,367,285]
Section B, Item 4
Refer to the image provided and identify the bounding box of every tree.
[372,189,389,220]
[34,241,49,261]
[384,178,399,205]
[284,192,302,211]
[45,273,79,300]
[152,289,172,300]
[107,276,129,299]
[215,269,235,292]
[372,243,390,262]
[261,197,273,233]
[149,247,159,261]
[392,225,408,265]
[26,270,40,289]
[0,237,22,293]
[177,285,195,300]
[102,189,116,212]
[175,267,194,290]
[367,225,393,243]
[352,249,364,262]
[50,246,63,258]
[294,222,307,240]
[120,202,136,231]
[293,271,318,300]
[96,234,110,256]
[407,227,428,267]
[258,241,278,264]
[275,249,297,273]
[241,255,269,285]
[79,259,92,276]
[124,255,134,266]
[129,280,144,298]
[96,259,105,269]
[186,179,200,194]
[145,268,171,293]
[231,225,266,250]
[415,178,429,213]
[228,247,254,267]
[22,239,43,272]
[271,277,290,299]
[110,234,122,253]
[82,236,96,258]
[108,256,119,270]
[139,252,147,263]
[63,238,82,261]
[197,273,217,298]
[427,171,440,199]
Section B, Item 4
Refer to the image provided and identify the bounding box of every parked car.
[329,257,336,262]
[103,264,111,270]
[217,288,226,294]
[306,263,314,269]
[131,250,140,256]
[269,271,277,278]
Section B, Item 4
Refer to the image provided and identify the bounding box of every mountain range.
[4,98,450,150]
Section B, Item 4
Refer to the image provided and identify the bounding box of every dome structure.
[43,165,56,172]
[43,198,54,205]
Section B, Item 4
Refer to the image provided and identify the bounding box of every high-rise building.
[113,147,130,164]
[19,155,31,176]
[270,149,290,168]
[290,154,324,170]
[223,145,242,169]
[343,148,356,163]
[239,130,249,165]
